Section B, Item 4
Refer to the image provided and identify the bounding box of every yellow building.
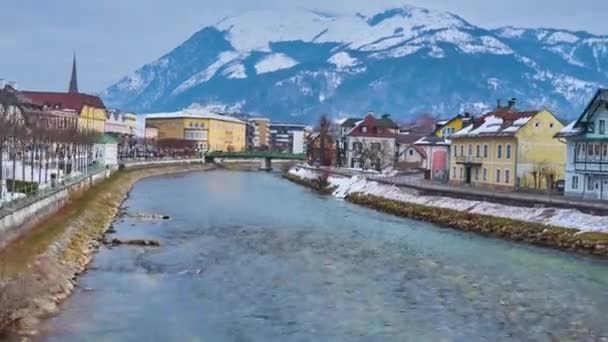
[22,92,108,133]
[449,104,565,190]
[22,55,108,134]
[434,113,473,138]
[146,109,246,152]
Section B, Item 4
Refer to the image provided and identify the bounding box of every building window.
[460,145,464,157]
[353,142,362,152]
[549,122,554,128]
[460,167,464,179]
[362,126,368,133]
[496,169,501,183]
[603,144,608,158]
[454,145,458,157]
[506,144,512,159]
[505,170,510,184]
[408,149,414,156]
[483,168,487,181]
[483,145,488,158]
[497,145,503,159]
[475,168,479,180]
[600,120,606,135]
[476,145,480,158]
[588,177,594,191]
[453,167,457,178]
[588,122,595,133]
[572,175,579,190]
[468,144,472,156]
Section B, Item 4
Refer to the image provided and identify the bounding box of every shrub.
[5,179,39,196]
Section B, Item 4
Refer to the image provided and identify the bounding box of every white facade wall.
[292,131,305,154]
[346,136,396,169]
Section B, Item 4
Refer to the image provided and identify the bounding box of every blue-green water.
[40,171,608,341]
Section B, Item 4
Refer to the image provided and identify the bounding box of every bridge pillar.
[260,157,272,170]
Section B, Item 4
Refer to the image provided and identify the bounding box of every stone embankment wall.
[284,171,608,257]
[0,170,113,250]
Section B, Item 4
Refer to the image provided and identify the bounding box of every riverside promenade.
[303,166,608,215]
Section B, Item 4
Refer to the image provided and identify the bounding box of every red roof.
[20,91,106,113]
[474,106,538,126]
[347,114,397,138]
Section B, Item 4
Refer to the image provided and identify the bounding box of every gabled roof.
[339,118,362,127]
[555,121,582,138]
[21,91,106,112]
[396,133,427,145]
[452,107,539,138]
[573,88,608,129]
[414,135,449,146]
[400,145,427,159]
[347,114,397,138]
[554,89,608,139]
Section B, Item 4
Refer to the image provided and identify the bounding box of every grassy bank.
[284,172,608,257]
[347,194,608,256]
[0,164,213,336]
[282,172,336,195]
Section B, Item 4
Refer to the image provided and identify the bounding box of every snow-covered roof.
[414,136,449,146]
[145,108,245,124]
[452,110,539,138]
[555,120,582,138]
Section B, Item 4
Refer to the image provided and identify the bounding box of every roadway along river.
[40,170,608,341]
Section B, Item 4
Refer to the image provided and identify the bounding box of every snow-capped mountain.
[102,6,608,122]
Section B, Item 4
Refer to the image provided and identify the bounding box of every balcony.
[454,155,483,165]
[575,159,608,173]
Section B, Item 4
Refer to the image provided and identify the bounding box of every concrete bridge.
[204,151,306,170]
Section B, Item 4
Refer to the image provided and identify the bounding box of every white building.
[556,89,608,201]
[345,113,398,170]
[269,123,309,154]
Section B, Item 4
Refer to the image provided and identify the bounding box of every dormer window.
[535,122,540,128]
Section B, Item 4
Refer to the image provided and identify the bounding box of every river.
[39,170,608,341]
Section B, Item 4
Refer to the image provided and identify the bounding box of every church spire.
[68,53,79,93]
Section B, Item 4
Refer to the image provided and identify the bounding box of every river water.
[40,170,608,341]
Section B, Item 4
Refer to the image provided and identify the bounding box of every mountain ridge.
[102,5,608,123]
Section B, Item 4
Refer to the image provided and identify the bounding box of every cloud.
[0,0,606,94]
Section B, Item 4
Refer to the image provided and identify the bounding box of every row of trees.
[0,90,99,202]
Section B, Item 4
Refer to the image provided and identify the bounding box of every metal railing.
[0,162,105,213]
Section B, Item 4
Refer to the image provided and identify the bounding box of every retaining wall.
[0,169,113,250]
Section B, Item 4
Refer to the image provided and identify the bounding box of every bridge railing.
[205,151,306,160]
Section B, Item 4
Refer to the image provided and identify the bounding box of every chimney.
[497,99,502,109]
[508,98,517,108]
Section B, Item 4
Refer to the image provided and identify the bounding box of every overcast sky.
[1,0,606,93]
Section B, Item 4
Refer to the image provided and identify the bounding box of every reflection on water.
[40,171,608,341]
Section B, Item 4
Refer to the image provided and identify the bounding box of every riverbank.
[286,167,608,256]
[0,163,214,338]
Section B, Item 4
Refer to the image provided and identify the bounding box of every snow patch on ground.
[173,51,241,94]
[545,32,580,44]
[222,63,247,79]
[328,52,358,70]
[116,72,145,92]
[288,167,608,232]
[255,53,299,74]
